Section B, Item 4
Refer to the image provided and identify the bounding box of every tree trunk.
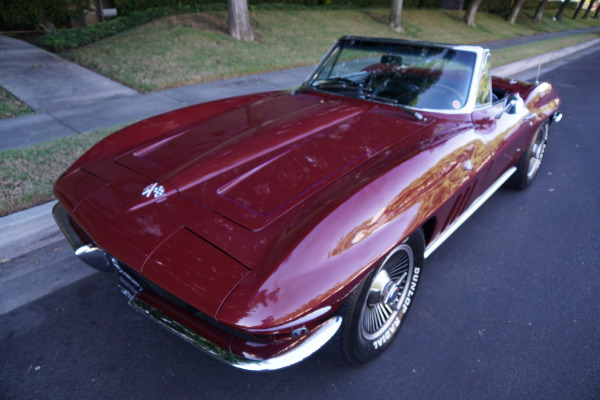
[463,0,483,27]
[583,0,595,18]
[572,0,585,18]
[389,0,405,33]
[507,0,527,23]
[595,3,600,18]
[228,0,254,41]
[533,0,550,22]
[555,0,571,21]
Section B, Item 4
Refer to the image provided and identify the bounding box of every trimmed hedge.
[474,0,510,13]
[113,0,226,15]
[37,4,227,52]
[0,0,88,30]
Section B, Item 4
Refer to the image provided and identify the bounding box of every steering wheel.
[415,84,466,109]
[429,84,465,103]
[329,77,361,87]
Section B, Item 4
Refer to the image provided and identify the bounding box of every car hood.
[113,91,427,231]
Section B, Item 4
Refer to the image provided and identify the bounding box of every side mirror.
[495,93,524,119]
[505,93,524,115]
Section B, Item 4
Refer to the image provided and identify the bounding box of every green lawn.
[63,8,600,92]
[0,126,122,216]
[0,86,32,119]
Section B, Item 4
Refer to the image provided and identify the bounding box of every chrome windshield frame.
[303,36,489,115]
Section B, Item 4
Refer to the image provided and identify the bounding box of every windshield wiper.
[304,82,425,122]
[311,78,364,90]
[313,83,364,91]
[365,94,426,122]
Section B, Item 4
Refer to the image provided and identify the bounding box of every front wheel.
[332,229,425,365]
[507,121,549,190]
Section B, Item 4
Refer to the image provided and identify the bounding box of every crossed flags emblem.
[142,182,166,199]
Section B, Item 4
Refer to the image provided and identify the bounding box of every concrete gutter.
[0,39,598,315]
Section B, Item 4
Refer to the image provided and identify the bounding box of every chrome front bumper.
[129,290,342,371]
[52,203,112,271]
[52,202,342,371]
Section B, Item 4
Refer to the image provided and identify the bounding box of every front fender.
[217,119,488,334]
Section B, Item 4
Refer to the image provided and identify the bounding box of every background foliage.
[2,0,591,51]
[0,0,586,31]
[0,0,89,30]
[37,4,227,51]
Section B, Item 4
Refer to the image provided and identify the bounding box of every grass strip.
[0,87,33,120]
[0,125,124,217]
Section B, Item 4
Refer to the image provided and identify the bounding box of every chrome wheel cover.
[359,243,414,340]
[527,125,548,180]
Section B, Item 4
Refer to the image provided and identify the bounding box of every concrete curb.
[0,201,63,262]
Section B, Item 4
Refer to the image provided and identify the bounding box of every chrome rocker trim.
[129,293,342,371]
[424,166,517,258]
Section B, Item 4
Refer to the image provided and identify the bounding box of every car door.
[471,52,533,185]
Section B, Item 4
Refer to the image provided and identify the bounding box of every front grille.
[111,259,263,344]
[112,260,145,300]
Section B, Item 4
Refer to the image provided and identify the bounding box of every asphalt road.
[2,47,599,400]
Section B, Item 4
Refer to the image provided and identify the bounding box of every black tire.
[507,121,549,190]
[332,229,425,365]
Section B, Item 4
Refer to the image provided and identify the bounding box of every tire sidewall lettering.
[402,266,420,314]
[371,266,420,350]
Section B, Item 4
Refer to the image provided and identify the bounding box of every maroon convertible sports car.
[53,36,561,370]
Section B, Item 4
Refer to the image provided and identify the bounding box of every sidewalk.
[1,28,599,315]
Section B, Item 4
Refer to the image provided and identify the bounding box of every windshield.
[305,39,477,111]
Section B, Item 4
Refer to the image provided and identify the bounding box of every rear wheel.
[332,229,425,365]
[507,121,549,190]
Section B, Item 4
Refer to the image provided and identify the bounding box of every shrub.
[37,4,227,52]
[114,0,225,15]
[0,0,89,30]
